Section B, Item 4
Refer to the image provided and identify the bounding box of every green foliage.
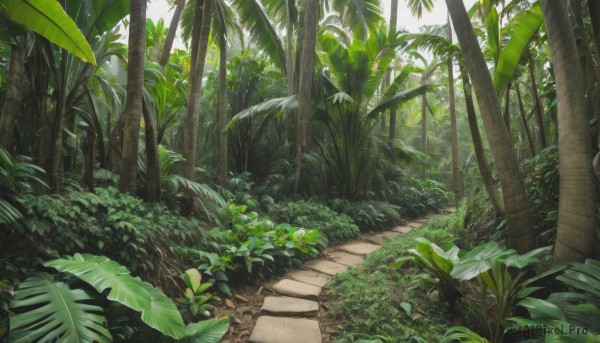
[9,254,229,342]
[2,0,97,64]
[329,225,452,342]
[330,199,403,232]
[1,187,203,288]
[180,269,220,320]
[269,200,360,243]
[179,203,325,287]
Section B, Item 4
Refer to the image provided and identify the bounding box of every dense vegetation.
[1,0,600,342]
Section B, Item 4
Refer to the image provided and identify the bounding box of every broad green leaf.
[485,5,499,62]
[493,3,543,96]
[184,268,203,293]
[45,253,185,339]
[9,273,112,343]
[517,297,566,320]
[182,318,230,343]
[2,0,96,64]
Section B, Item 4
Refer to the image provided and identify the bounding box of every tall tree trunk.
[159,0,186,67]
[386,0,399,138]
[516,85,536,157]
[541,0,597,262]
[448,18,462,204]
[84,129,95,192]
[142,99,161,202]
[286,4,294,96]
[460,62,504,214]
[0,35,26,152]
[182,0,213,179]
[420,90,427,179]
[446,0,534,253]
[118,0,147,195]
[528,61,547,149]
[293,0,317,193]
[218,35,228,188]
[49,49,68,191]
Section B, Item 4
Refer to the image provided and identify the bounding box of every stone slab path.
[247,208,454,343]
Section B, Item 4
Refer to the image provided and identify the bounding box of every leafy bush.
[9,254,229,342]
[178,203,325,287]
[269,200,360,243]
[1,187,203,292]
[330,199,403,232]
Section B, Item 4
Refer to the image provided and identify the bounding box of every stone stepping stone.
[391,226,413,234]
[339,242,380,255]
[260,296,319,316]
[327,251,364,268]
[407,222,421,228]
[303,259,349,276]
[365,231,402,245]
[287,269,331,287]
[272,279,322,300]
[414,218,429,224]
[249,316,322,343]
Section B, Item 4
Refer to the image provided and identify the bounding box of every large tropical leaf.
[367,84,429,119]
[493,3,543,96]
[230,0,287,73]
[82,0,130,38]
[44,253,186,339]
[182,318,230,343]
[225,95,298,130]
[329,0,383,39]
[1,0,96,64]
[9,272,112,343]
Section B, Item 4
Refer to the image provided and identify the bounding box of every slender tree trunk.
[293,0,317,193]
[0,35,26,152]
[541,0,597,262]
[386,0,399,138]
[516,85,536,157]
[159,0,186,67]
[142,100,161,202]
[49,49,68,191]
[118,0,147,195]
[448,19,462,204]
[447,0,534,253]
[218,35,228,188]
[286,5,294,96]
[528,62,547,149]
[182,0,213,179]
[420,90,427,179]
[84,129,95,192]
[460,63,504,214]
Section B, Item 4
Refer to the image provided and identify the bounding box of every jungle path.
[247,207,455,343]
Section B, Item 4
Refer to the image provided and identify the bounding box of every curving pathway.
[248,208,454,343]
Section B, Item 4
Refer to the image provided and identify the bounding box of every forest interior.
[1,0,600,342]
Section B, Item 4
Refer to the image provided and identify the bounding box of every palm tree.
[445,0,534,253]
[118,0,147,194]
[159,0,187,66]
[387,0,399,140]
[447,16,462,204]
[541,0,597,262]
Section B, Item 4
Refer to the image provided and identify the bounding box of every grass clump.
[326,215,456,342]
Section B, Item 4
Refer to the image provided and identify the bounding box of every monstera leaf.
[9,273,112,343]
[1,0,96,64]
[45,253,186,339]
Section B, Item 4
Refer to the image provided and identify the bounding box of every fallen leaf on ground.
[225,298,236,308]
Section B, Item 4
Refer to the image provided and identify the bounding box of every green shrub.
[269,200,360,243]
[179,203,325,287]
[1,187,203,292]
[330,199,403,232]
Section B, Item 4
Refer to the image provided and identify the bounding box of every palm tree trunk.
[182,0,213,179]
[293,0,317,193]
[446,0,534,253]
[588,0,600,181]
[386,0,399,138]
[503,82,511,134]
[218,34,228,188]
[0,35,26,152]
[528,62,547,149]
[142,99,161,202]
[448,19,462,204]
[84,129,95,192]
[460,62,504,214]
[420,90,427,179]
[541,0,597,262]
[49,49,68,191]
[159,0,186,67]
[516,85,536,157]
[286,3,294,96]
[118,0,147,195]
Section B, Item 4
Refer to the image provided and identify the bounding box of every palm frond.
[225,95,298,130]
